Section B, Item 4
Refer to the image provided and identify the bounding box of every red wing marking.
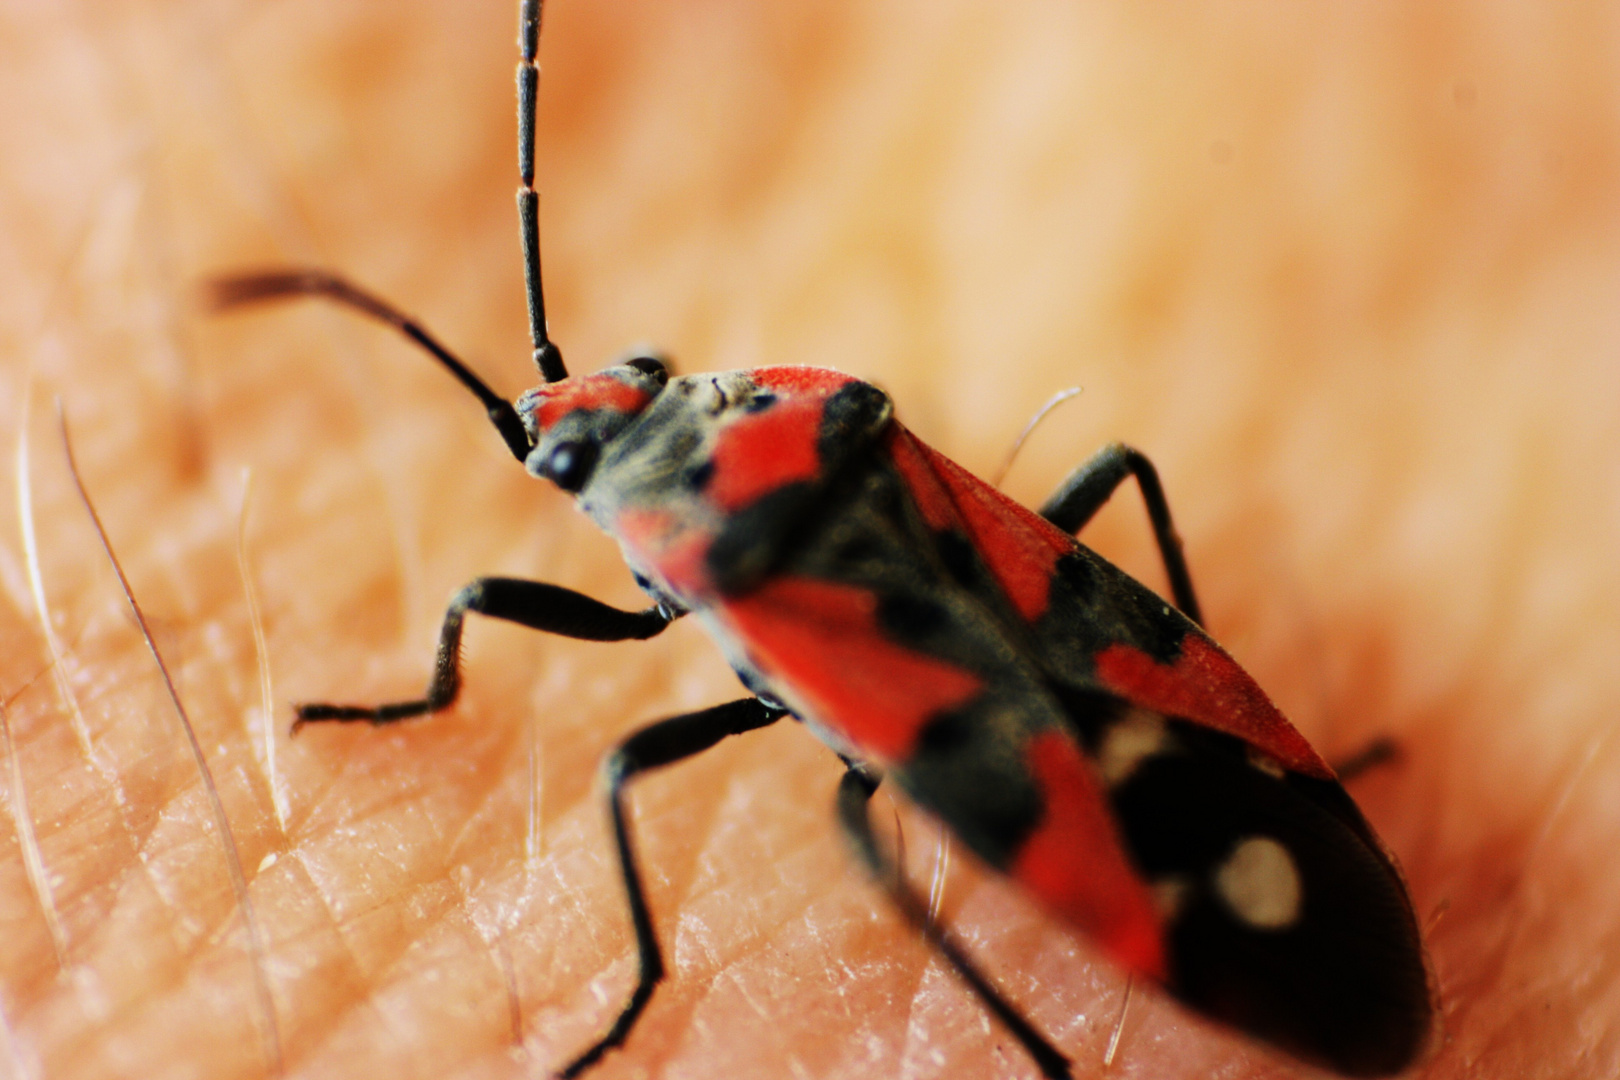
[751,367,859,395]
[889,424,1331,779]
[709,397,823,511]
[885,424,959,531]
[722,576,983,762]
[614,507,714,596]
[1011,731,1166,978]
[1095,637,1334,779]
[887,426,1070,622]
[534,373,653,430]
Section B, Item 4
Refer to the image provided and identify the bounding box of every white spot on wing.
[1215,836,1303,930]
[1098,708,1169,786]
[1247,747,1286,778]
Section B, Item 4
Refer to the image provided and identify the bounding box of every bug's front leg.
[1039,442,1204,627]
[560,697,789,1078]
[294,577,675,728]
[835,764,1074,1080]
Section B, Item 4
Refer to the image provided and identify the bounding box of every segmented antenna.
[518,0,568,382]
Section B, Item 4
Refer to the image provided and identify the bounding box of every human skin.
[1,2,1618,1078]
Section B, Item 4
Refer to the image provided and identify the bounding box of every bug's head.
[515,356,669,493]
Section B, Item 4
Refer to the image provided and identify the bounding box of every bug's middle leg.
[1039,442,1203,626]
[559,696,789,1078]
[835,764,1073,1080]
[294,577,676,728]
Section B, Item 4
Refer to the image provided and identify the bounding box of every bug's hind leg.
[1039,442,1203,626]
[559,697,789,1078]
[835,764,1073,1080]
[1332,736,1401,782]
[294,577,675,729]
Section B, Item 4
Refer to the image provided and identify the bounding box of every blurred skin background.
[1,2,1618,1077]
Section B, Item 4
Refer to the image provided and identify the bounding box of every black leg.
[835,765,1074,1080]
[1039,442,1204,627]
[294,578,675,730]
[1333,736,1400,783]
[206,270,535,463]
[560,697,789,1078]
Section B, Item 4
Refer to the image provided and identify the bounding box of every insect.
[210,2,1433,1076]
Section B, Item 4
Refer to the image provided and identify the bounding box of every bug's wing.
[705,460,1169,979]
[694,416,1431,1072]
[884,425,1334,780]
[882,426,1434,1076]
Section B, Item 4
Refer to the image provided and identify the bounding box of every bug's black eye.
[544,440,598,492]
[625,355,669,385]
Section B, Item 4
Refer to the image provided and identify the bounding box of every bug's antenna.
[519,0,568,382]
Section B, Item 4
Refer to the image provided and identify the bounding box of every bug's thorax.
[537,365,892,609]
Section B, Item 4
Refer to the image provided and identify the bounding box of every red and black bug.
[211,2,1433,1076]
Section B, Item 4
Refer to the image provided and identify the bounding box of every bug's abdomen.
[1106,715,1432,1076]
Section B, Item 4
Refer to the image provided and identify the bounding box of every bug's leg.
[1333,735,1400,782]
[1039,442,1203,627]
[294,578,676,729]
[560,697,789,1079]
[835,764,1073,1080]
[206,270,534,463]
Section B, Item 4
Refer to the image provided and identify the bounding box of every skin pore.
[2,2,1618,1077]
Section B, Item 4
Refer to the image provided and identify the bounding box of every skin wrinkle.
[439,872,526,1055]
[2,2,1617,1079]
[432,766,559,1032]
[272,848,375,1051]
[0,998,33,1080]
[897,955,945,1078]
[492,937,525,1053]
[274,826,479,1055]
[296,881,475,1064]
[92,814,262,997]
[59,757,263,1040]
